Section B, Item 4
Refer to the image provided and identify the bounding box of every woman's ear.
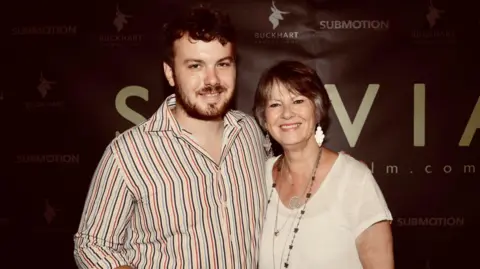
[264,122,270,133]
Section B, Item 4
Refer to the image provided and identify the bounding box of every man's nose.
[204,67,219,86]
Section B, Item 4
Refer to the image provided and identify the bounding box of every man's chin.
[184,105,228,121]
[178,93,234,121]
[189,113,224,121]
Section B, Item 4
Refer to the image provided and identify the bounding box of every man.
[74,5,268,269]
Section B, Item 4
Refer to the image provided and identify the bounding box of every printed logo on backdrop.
[411,0,456,44]
[326,83,478,176]
[269,1,290,30]
[254,1,299,45]
[318,17,389,31]
[325,84,479,146]
[44,199,59,225]
[113,83,480,152]
[11,25,77,36]
[98,3,143,47]
[24,71,65,110]
[37,72,56,99]
[395,216,465,227]
[115,85,149,137]
[113,4,132,33]
[16,153,80,164]
[365,162,476,176]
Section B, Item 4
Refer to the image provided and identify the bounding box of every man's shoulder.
[229,110,260,129]
[107,123,149,151]
[227,109,248,120]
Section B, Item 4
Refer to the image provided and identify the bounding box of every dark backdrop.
[1,0,479,268]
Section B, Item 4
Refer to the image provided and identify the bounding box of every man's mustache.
[198,84,227,94]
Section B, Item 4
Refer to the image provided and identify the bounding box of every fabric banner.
[2,0,478,268]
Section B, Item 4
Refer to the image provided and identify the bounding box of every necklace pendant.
[289,196,301,209]
[274,231,279,236]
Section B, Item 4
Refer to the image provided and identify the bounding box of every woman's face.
[264,82,317,148]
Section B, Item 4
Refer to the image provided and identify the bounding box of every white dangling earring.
[315,125,325,147]
[263,133,274,158]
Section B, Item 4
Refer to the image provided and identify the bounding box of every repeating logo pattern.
[37,72,56,99]
[426,0,444,28]
[113,3,133,33]
[3,2,478,269]
[269,1,290,30]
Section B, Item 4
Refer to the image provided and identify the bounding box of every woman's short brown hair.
[253,60,331,131]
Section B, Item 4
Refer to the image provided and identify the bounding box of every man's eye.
[218,62,231,67]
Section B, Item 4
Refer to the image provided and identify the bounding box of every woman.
[253,60,394,269]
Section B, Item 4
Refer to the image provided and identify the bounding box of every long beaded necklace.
[266,148,323,268]
[283,157,311,209]
[272,157,309,236]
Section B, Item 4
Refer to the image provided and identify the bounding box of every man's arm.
[74,144,135,269]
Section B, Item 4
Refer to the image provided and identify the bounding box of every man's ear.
[163,62,175,87]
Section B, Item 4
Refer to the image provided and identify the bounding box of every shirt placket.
[214,167,235,268]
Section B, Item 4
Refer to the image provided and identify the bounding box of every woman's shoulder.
[325,151,375,195]
[337,151,372,175]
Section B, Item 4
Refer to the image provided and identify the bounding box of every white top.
[259,152,393,269]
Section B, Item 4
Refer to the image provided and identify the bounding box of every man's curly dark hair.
[162,4,237,66]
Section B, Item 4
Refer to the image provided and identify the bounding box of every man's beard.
[175,83,233,120]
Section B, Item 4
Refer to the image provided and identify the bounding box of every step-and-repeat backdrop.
[2,0,479,268]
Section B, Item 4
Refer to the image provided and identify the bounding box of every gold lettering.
[464,165,475,173]
[115,86,149,135]
[325,84,379,147]
[459,97,480,146]
[386,165,399,174]
[425,165,432,173]
[414,84,426,146]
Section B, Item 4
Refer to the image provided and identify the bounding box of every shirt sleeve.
[343,167,393,238]
[73,144,135,269]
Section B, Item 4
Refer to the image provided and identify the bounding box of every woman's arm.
[356,220,394,269]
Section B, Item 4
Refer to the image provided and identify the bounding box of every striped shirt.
[74,94,268,269]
